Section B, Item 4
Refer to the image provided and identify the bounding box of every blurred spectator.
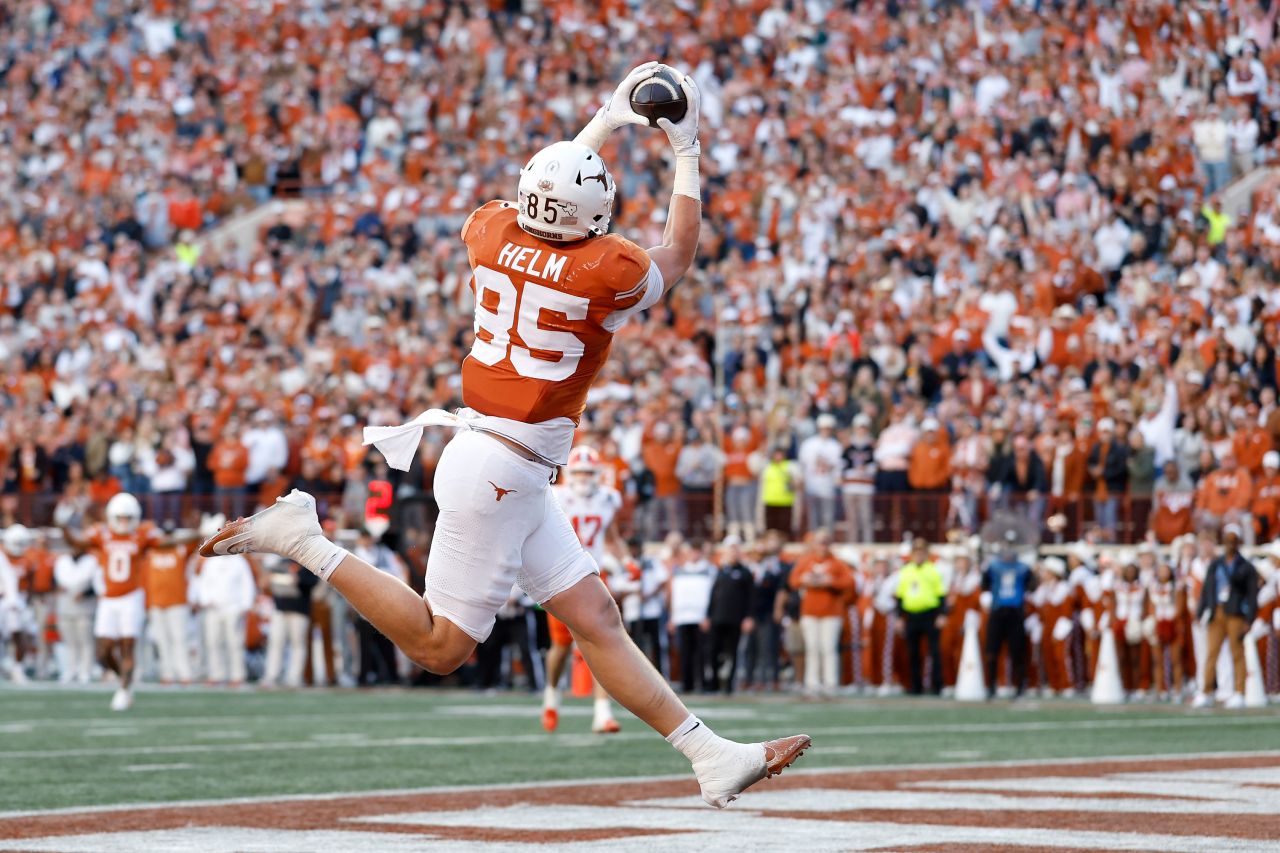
[759,447,799,539]
[1196,451,1254,543]
[192,552,256,686]
[676,430,722,541]
[983,538,1036,699]
[789,531,855,696]
[351,529,406,685]
[896,538,946,696]
[1193,526,1260,709]
[144,539,196,684]
[841,414,877,543]
[641,423,682,540]
[53,544,97,684]
[626,536,670,675]
[261,558,318,689]
[722,427,762,542]
[706,540,755,694]
[669,540,714,694]
[1088,419,1130,539]
[798,414,842,534]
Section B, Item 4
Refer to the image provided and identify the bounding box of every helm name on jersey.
[495,241,568,283]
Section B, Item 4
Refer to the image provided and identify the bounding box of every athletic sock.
[665,714,722,763]
[294,536,347,582]
[592,696,613,722]
[543,685,561,711]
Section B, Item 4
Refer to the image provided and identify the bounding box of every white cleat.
[109,688,132,712]
[1190,692,1213,709]
[199,489,322,559]
[1224,693,1246,709]
[692,734,811,808]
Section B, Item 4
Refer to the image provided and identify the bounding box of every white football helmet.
[517,141,614,242]
[2,524,31,557]
[105,492,142,535]
[567,445,602,497]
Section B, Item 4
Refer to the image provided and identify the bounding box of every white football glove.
[656,67,701,158]
[573,61,661,151]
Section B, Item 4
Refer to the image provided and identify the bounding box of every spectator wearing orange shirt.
[908,418,952,492]
[1232,406,1273,475]
[1251,452,1280,542]
[722,426,761,542]
[1196,451,1254,543]
[144,541,196,684]
[788,531,856,695]
[640,422,682,541]
[209,425,250,520]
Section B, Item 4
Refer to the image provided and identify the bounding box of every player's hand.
[656,66,700,158]
[598,61,661,132]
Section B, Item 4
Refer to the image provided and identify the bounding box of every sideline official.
[896,538,946,695]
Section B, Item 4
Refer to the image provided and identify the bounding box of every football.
[629,66,688,128]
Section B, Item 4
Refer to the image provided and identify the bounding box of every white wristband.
[672,153,700,199]
[573,112,611,153]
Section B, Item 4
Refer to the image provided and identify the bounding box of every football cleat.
[1224,693,1245,709]
[692,734,811,809]
[1191,692,1213,709]
[542,707,559,732]
[109,688,133,712]
[592,718,621,734]
[199,490,322,559]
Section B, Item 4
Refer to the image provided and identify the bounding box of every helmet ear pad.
[517,141,614,242]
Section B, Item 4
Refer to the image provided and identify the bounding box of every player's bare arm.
[645,70,701,287]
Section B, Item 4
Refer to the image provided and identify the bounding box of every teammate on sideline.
[62,493,189,710]
[202,61,810,808]
[544,446,624,734]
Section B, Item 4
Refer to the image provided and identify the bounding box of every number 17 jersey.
[459,201,665,464]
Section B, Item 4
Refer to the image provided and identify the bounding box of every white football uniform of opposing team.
[552,485,622,571]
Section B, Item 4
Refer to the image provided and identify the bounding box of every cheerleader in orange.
[1147,561,1186,702]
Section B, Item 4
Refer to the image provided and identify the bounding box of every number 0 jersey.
[459,201,664,465]
[551,485,622,567]
[86,523,162,599]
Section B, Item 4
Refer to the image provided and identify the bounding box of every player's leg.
[525,493,809,808]
[96,637,119,676]
[541,615,573,731]
[200,430,546,675]
[117,637,136,689]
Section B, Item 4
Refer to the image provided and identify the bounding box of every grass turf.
[1,686,1277,812]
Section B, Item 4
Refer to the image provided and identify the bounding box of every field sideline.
[2,687,1278,814]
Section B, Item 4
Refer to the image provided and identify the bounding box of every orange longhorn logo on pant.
[488,481,517,502]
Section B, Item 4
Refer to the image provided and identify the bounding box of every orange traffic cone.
[571,648,594,697]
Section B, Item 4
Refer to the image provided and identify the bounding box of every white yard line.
[1,749,1277,820]
[1,714,1276,762]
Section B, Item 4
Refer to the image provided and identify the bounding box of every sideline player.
[202,62,810,807]
[62,493,174,710]
[0,526,34,683]
[544,445,624,733]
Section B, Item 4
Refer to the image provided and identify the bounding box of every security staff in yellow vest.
[895,537,947,695]
[760,447,799,538]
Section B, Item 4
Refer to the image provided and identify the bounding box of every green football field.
[1,686,1278,813]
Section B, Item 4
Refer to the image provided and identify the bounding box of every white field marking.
[906,767,1280,802]
[936,749,985,759]
[2,750,1278,821]
[122,764,194,773]
[353,800,1277,853]
[637,781,1280,816]
[192,730,251,740]
[5,712,1277,762]
[814,745,860,755]
[83,728,138,738]
[0,723,33,733]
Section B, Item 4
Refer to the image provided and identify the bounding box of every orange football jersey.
[144,542,195,609]
[87,522,162,599]
[459,201,657,426]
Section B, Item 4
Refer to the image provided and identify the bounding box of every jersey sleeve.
[601,238,665,333]
[461,200,515,244]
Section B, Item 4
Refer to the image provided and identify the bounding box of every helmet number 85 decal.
[469,266,587,381]
[524,193,559,225]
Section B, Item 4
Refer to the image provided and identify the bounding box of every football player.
[544,445,625,733]
[62,493,180,710]
[201,61,809,807]
[0,526,34,683]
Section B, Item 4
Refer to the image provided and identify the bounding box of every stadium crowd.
[2,518,1278,711]
[1,1,1280,706]
[0,1,1279,547]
